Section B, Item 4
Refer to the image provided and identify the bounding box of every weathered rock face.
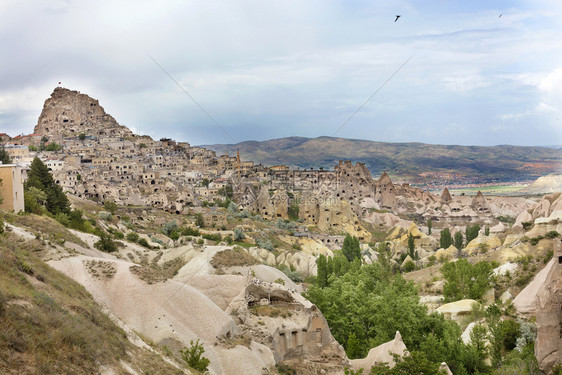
[374,172,396,210]
[471,190,491,214]
[441,187,452,203]
[535,239,562,374]
[350,331,408,373]
[34,87,133,140]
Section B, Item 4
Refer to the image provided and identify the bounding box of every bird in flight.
[395,15,401,22]
[498,14,502,18]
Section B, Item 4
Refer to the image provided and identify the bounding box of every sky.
[1,0,562,147]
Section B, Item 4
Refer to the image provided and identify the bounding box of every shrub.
[403,260,416,272]
[138,238,150,248]
[195,214,205,228]
[0,291,5,317]
[103,200,117,214]
[202,233,221,242]
[276,218,297,231]
[180,339,210,372]
[0,218,3,234]
[233,228,245,241]
[257,238,274,251]
[161,220,178,236]
[94,232,117,253]
[126,232,139,242]
[181,227,200,236]
[98,211,113,221]
[545,230,560,239]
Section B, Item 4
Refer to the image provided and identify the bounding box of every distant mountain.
[202,136,562,181]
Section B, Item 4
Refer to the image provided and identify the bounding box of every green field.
[447,184,528,196]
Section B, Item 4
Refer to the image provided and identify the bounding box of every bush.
[98,211,113,221]
[180,339,210,372]
[181,227,200,236]
[137,238,150,248]
[276,218,297,231]
[195,214,205,228]
[161,220,178,236]
[545,230,560,239]
[441,259,492,302]
[0,218,3,234]
[233,228,245,241]
[403,260,416,272]
[103,201,117,214]
[94,232,117,253]
[126,232,139,243]
[0,291,6,317]
[257,238,274,251]
[202,233,221,242]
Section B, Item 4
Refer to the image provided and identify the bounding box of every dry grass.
[210,247,258,271]
[83,260,117,279]
[0,230,185,374]
[129,256,185,284]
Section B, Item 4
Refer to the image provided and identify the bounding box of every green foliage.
[25,157,70,215]
[98,211,113,221]
[0,146,11,164]
[440,228,452,249]
[94,232,117,253]
[288,202,300,221]
[126,232,139,243]
[257,238,274,251]
[545,230,560,239]
[28,145,38,151]
[195,213,205,228]
[465,224,481,245]
[179,339,210,372]
[403,260,416,272]
[408,233,415,259]
[346,333,362,359]
[441,259,493,302]
[0,218,4,235]
[427,219,432,235]
[370,351,445,375]
[78,133,86,140]
[44,142,63,151]
[218,184,233,198]
[233,227,245,241]
[342,234,361,262]
[161,220,178,237]
[317,254,328,288]
[485,226,490,236]
[138,238,150,248]
[276,218,297,231]
[454,231,463,250]
[201,178,210,188]
[202,233,221,242]
[103,200,117,214]
[181,227,201,237]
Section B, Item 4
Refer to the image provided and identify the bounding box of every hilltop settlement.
[0,87,560,375]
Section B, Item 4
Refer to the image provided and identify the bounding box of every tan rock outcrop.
[350,331,408,373]
[535,240,562,374]
[34,87,133,140]
[441,187,453,203]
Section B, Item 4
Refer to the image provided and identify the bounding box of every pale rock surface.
[513,258,557,314]
[500,290,513,305]
[349,331,408,373]
[464,234,502,255]
[436,299,479,322]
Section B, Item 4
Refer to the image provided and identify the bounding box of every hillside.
[202,136,562,181]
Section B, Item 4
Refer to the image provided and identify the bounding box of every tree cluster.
[24,157,70,215]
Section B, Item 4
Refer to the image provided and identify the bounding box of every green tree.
[408,233,415,259]
[427,219,432,235]
[454,231,463,251]
[25,157,70,215]
[195,213,205,228]
[439,228,452,249]
[94,232,118,253]
[465,224,480,245]
[78,133,86,140]
[346,333,362,359]
[441,259,492,302]
[370,351,446,375]
[484,226,490,236]
[201,178,210,188]
[317,254,328,288]
[0,147,11,164]
[342,234,361,262]
[103,200,118,214]
[180,339,210,372]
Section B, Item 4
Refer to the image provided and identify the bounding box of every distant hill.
[202,136,562,181]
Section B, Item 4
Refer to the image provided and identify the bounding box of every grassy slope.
[203,136,562,180]
[0,219,185,375]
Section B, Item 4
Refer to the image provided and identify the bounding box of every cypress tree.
[454,231,463,250]
[317,254,328,288]
[25,157,70,215]
[440,228,453,249]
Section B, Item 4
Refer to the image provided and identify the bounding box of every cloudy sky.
[1,0,562,146]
